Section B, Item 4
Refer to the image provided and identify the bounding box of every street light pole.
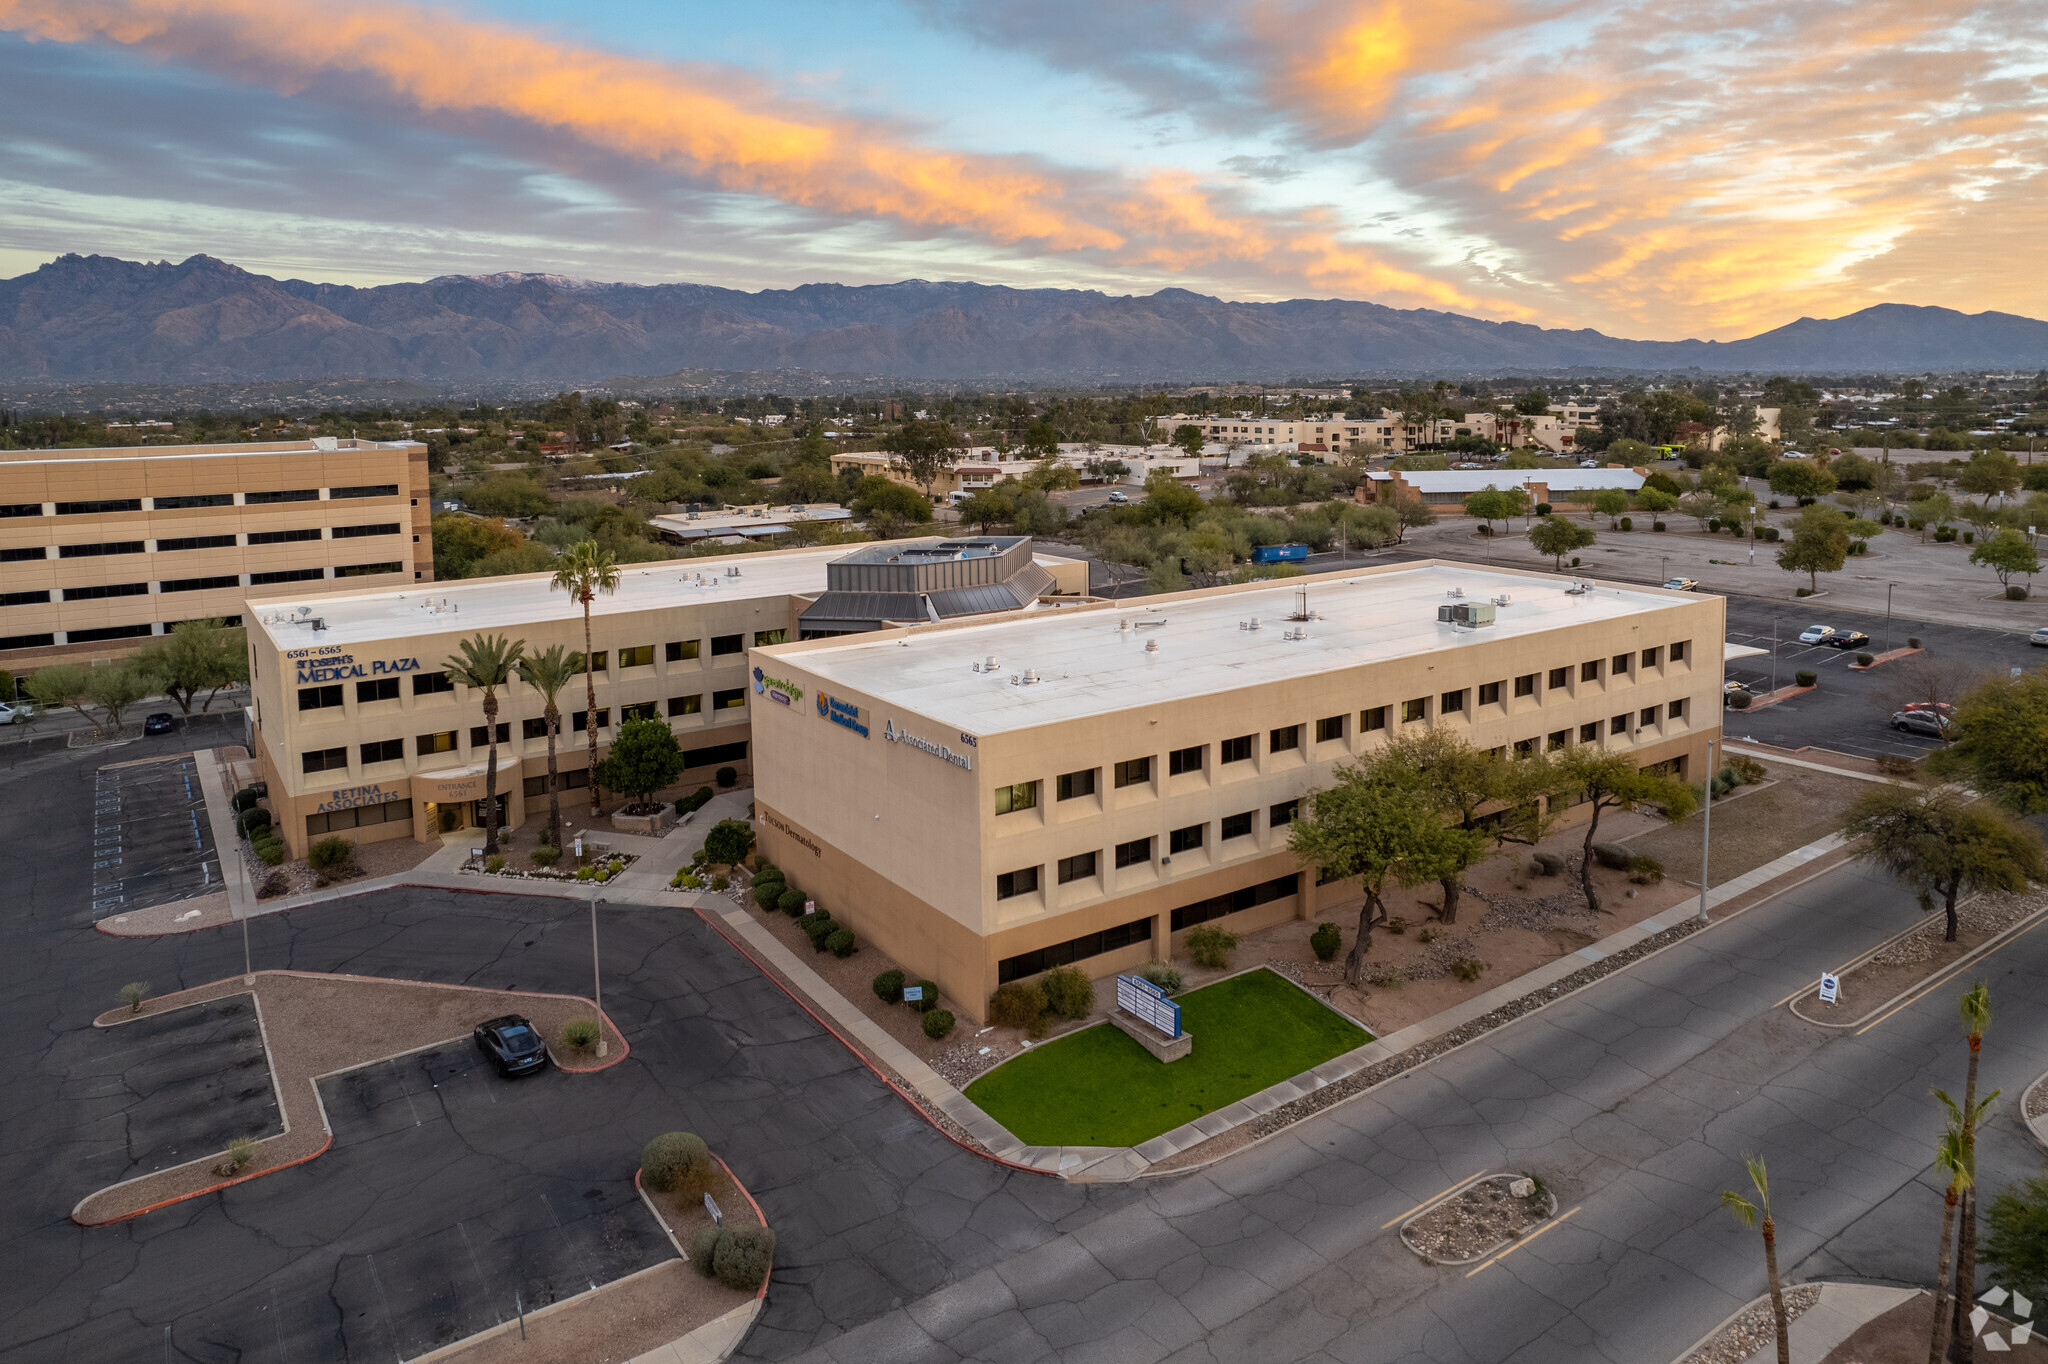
[1885,582,1897,655]
[1697,736,1716,923]
[590,893,608,1057]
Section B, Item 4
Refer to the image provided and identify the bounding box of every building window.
[669,694,702,717]
[62,582,148,601]
[330,484,399,499]
[1169,872,1299,932]
[247,528,323,545]
[153,493,233,510]
[667,640,700,661]
[571,709,613,731]
[1114,756,1151,788]
[1270,724,1301,753]
[712,688,746,710]
[1220,734,1254,763]
[1441,689,1466,714]
[1479,681,1502,706]
[1316,715,1346,743]
[1515,737,1536,756]
[470,723,510,746]
[1613,653,1634,677]
[683,739,747,769]
[306,796,412,836]
[302,746,348,774]
[996,916,1152,983]
[0,546,44,563]
[1056,768,1096,800]
[1611,714,1629,736]
[413,672,454,696]
[419,731,459,755]
[160,575,241,594]
[156,534,237,552]
[617,645,655,668]
[357,677,400,704]
[1057,851,1097,884]
[754,629,787,647]
[244,489,318,504]
[579,651,608,673]
[1360,706,1388,732]
[996,866,1040,900]
[1221,810,1254,840]
[620,701,659,722]
[250,567,324,585]
[1115,836,1152,868]
[360,738,404,765]
[1548,666,1569,690]
[332,522,401,540]
[336,562,403,578]
[54,498,142,515]
[0,590,50,607]
[1401,697,1427,723]
[1169,823,1205,854]
[1671,640,1689,662]
[1168,744,1205,775]
[522,717,551,739]
[1641,706,1660,727]
[0,503,43,518]
[1515,673,1537,698]
[710,634,744,655]
[995,780,1039,815]
[298,684,344,711]
[1669,698,1687,720]
[1581,659,1601,683]
[1270,798,1299,827]
[1641,646,1661,668]
[1579,722,1600,743]
[1548,729,1569,751]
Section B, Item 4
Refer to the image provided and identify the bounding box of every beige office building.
[243,539,1089,857]
[0,437,432,671]
[752,563,1724,1020]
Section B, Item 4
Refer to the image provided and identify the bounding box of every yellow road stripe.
[1465,1206,1582,1278]
[1381,1170,1489,1230]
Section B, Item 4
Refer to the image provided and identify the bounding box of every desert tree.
[1841,786,2045,942]
[1550,748,1695,914]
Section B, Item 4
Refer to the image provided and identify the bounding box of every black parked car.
[143,712,175,735]
[473,1014,549,1077]
[1825,631,1872,650]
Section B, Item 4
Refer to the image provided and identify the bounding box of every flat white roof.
[786,563,1702,735]
[1369,469,1645,493]
[249,546,847,651]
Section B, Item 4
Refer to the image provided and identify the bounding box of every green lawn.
[964,968,1372,1147]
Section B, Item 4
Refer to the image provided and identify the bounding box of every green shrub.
[751,879,782,908]
[485,854,505,873]
[1387,915,1407,935]
[988,980,1045,1030]
[921,1008,955,1040]
[1982,1173,2048,1305]
[255,840,286,866]
[777,887,807,915]
[1310,923,1342,961]
[230,786,259,814]
[825,928,856,957]
[1040,966,1093,1020]
[1727,753,1767,784]
[224,1136,256,1173]
[119,981,149,1013]
[671,870,703,889]
[1795,669,1816,687]
[236,807,272,838]
[908,980,939,1013]
[712,1225,776,1292]
[715,765,739,789]
[1908,636,1922,648]
[703,818,753,866]
[530,845,560,868]
[561,1017,600,1049]
[641,1131,712,1194]
[872,969,905,1003]
[1570,556,1581,567]
[1856,651,1874,665]
[1626,855,1664,885]
[1795,586,1814,597]
[257,871,289,900]
[752,860,778,881]
[2008,585,2030,601]
[676,785,715,815]
[798,911,834,944]
[1137,962,1183,995]
[690,1224,724,1275]
[576,865,595,881]
[1707,516,1721,532]
[1653,520,1666,531]
[307,835,355,871]
[1764,527,1780,541]
[710,875,729,891]
[1184,924,1237,969]
[1535,502,1552,516]
[1449,958,1487,983]
[1729,691,1753,709]
[1618,516,1632,531]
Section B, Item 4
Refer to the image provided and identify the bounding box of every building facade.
[1358,467,1648,509]
[0,437,431,670]
[752,563,1723,1020]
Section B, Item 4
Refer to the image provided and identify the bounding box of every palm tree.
[516,644,584,851]
[1952,983,1993,1362]
[550,540,620,817]
[1721,1155,1791,1364]
[442,633,526,856]
[1929,1091,1996,1364]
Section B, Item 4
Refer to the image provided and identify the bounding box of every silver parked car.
[1891,709,1951,739]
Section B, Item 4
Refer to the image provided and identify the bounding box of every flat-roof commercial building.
[1359,467,1646,509]
[751,563,1724,1020]
[244,539,1088,858]
[0,437,431,670]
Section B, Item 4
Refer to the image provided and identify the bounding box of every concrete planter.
[610,806,677,836]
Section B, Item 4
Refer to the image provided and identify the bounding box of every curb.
[2023,1072,2048,1153]
[1669,1286,1800,1364]
[1396,1174,1558,1267]
[1787,901,2048,1029]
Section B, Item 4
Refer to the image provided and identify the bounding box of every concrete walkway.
[1747,1284,1919,1364]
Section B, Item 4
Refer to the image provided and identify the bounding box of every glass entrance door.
[426,801,463,834]
[470,793,509,827]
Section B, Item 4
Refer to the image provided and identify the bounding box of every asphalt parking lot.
[1719,594,2041,760]
[90,751,221,917]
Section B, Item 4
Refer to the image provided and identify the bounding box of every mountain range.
[4,253,2047,385]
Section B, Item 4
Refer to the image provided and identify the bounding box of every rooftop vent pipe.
[1145,639,1160,653]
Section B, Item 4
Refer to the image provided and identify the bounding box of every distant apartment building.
[0,437,431,671]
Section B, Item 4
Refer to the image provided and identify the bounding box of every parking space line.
[455,1221,502,1326]
[393,1062,423,1127]
[365,1253,404,1363]
[539,1193,600,1292]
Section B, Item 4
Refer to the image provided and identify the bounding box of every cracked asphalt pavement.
[6,740,2047,1362]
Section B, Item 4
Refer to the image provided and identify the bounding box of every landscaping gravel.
[2028,1075,2048,1121]
[1399,1175,1555,1264]
[1866,888,2041,968]
[1681,1283,1821,1364]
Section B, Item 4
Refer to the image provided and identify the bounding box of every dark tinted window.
[1360,706,1387,731]
[0,589,50,606]
[58,541,144,557]
[1056,768,1096,800]
[1515,673,1537,697]
[1269,724,1300,752]
[711,634,745,655]
[67,623,153,643]
[1114,756,1150,788]
[571,709,613,731]
[247,528,322,545]
[1220,734,1254,763]
[1168,744,1204,775]
[298,684,344,711]
[357,677,400,703]
[157,534,237,552]
[470,723,510,746]
[1269,798,1299,827]
[1169,823,1205,853]
[1548,666,1568,689]
[413,672,454,695]
[712,688,746,710]
[995,866,1039,900]
[360,738,404,764]
[302,746,348,774]
[335,561,402,578]
[250,567,324,585]
[0,633,56,650]
[1478,681,1501,705]
[1115,837,1152,868]
[63,582,148,601]
[55,499,141,515]
[0,503,44,518]
[667,640,700,661]
[669,694,702,716]
[330,484,399,499]
[1221,811,1254,839]
[0,546,45,562]
[153,493,234,510]
[1057,851,1097,884]
[245,489,318,504]
[1316,715,1345,742]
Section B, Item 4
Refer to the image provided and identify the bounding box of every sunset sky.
[1,0,2043,340]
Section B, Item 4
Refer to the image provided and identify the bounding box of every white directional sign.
[1818,973,1840,1005]
[1116,974,1181,1039]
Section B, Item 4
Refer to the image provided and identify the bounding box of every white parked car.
[2031,626,2048,648]
[1797,625,1836,644]
[1106,490,1130,504]
[0,700,32,725]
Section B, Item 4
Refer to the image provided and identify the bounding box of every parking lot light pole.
[1885,582,1897,655]
[591,894,607,1058]
[240,900,253,985]
[1697,737,1716,923]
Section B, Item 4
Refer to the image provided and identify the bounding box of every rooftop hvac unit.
[1436,602,1497,628]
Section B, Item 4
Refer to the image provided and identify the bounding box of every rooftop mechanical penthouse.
[751,562,1726,1020]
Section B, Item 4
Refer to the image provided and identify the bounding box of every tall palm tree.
[1929,1091,1996,1364]
[1721,1155,1791,1364]
[551,540,620,817]
[1952,983,1993,1362]
[443,633,526,856]
[515,644,583,851]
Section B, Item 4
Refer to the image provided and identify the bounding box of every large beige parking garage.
[752,562,1725,1019]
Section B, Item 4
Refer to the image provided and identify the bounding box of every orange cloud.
[0,0,1494,312]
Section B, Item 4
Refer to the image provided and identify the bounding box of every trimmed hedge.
[1040,966,1093,1020]
[872,969,904,1003]
[988,980,1045,1029]
[236,807,272,838]
[642,1131,712,1194]
[777,887,807,915]
[907,979,939,1013]
[254,840,285,866]
[230,786,260,814]
[1310,923,1342,961]
[689,1224,723,1275]
[824,928,856,957]
[921,1009,955,1040]
[712,1225,775,1292]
